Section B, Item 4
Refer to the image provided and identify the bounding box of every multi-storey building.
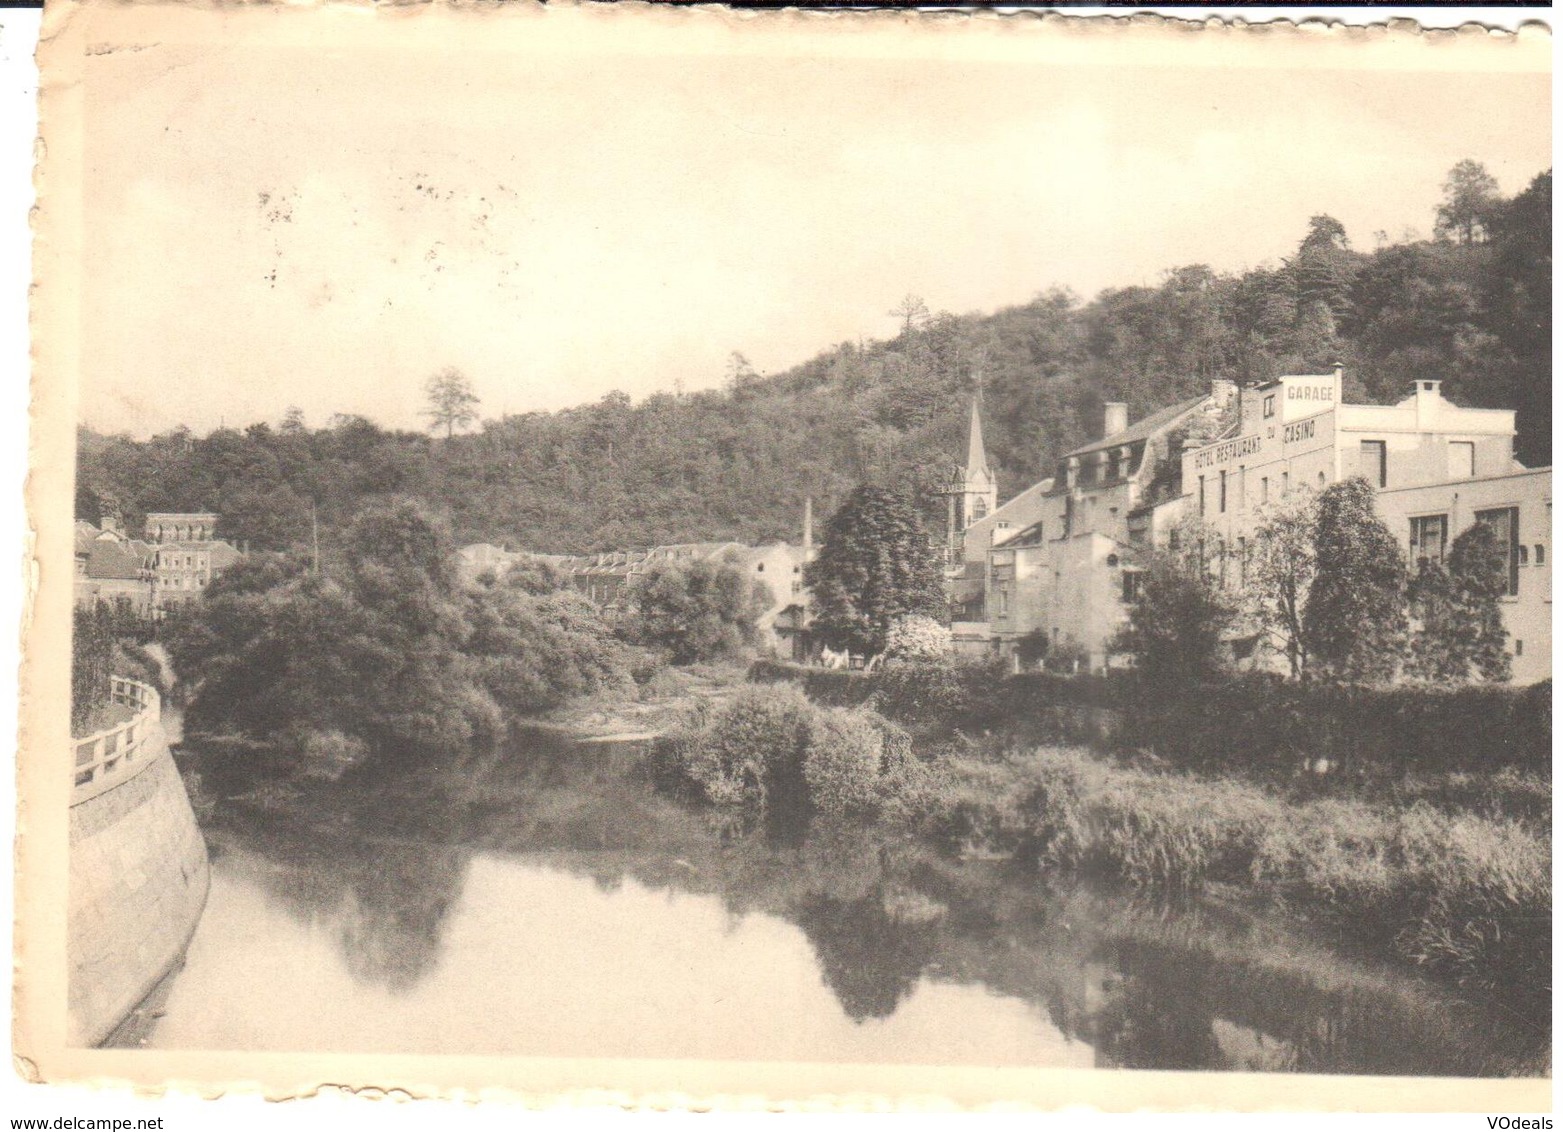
[1171,370,1550,682]
[954,369,1549,683]
[144,512,242,607]
[957,380,1235,667]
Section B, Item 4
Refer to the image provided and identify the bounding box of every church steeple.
[944,398,999,556]
[966,398,991,481]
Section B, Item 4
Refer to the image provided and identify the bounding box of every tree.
[1244,491,1318,678]
[423,366,480,438]
[1303,478,1409,683]
[622,557,772,665]
[804,486,945,660]
[465,573,630,714]
[725,351,761,396]
[1407,522,1511,683]
[888,294,931,336]
[1116,528,1233,693]
[1435,159,1501,245]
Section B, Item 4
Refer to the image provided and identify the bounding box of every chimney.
[803,496,814,560]
[1414,379,1441,428]
[1103,402,1129,439]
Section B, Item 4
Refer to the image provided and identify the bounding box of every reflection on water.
[138,731,1545,1075]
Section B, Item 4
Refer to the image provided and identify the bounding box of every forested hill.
[77,165,1550,557]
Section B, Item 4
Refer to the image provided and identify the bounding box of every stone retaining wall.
[68,690,209,1047]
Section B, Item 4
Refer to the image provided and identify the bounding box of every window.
[1409,514,1449,567]
[1122,571,1143,604]
[1518,546,1529,566]
[1448,441,1475,480]
[1197,476,1206,517]
[1281,470,1290,494]
[1535,544,1545,566]
[1236,466,1246,511]
[972,498,989,522]
[1218,470,1227,513]
[1516,640,1524,657]
[994,586,1010,617]
[1260,476,1269,505]
[1318,471,1326,488]
[1263,395,1275,419]
[1475,507,1521,596]
[1360,440,1387,488]
[1236,536,1247,587]
[756,563,764,572]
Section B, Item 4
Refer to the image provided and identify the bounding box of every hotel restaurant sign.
[1191,376,1339,473]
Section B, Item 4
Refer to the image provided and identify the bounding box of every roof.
[1063,394,1208,460]
[994,521,1046,550]
[84,541,148,581]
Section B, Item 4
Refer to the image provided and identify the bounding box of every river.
[119,730,1543,1075]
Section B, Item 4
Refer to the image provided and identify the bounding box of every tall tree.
[1244,491,1318,678]
[1303,477,1409,683]
[804,486,945,659]
[1117,520,1233,693]
[888,294,931,337]
[423,367,480,438]
[1406,521,1511,683]
[622,557,772,664]
[1435,159,1502,245]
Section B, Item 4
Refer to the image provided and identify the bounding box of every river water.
[131,731,1542,1075]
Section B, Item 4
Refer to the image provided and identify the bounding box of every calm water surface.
[136,732,1543,1075]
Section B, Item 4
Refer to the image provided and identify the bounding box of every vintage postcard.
[16,0,1552,1114]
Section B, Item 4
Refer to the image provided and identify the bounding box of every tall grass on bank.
[932,748,1550,1000]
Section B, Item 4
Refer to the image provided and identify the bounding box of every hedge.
[751,660,1550,778]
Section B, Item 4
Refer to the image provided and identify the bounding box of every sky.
[73,8,1551,438]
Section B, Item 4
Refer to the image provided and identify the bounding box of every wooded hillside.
[77,165,1550,556]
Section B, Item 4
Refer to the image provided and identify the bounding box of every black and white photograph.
[14,0,1552,1114]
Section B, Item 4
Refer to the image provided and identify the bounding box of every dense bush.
[168,498,631,778]
[650,683,931,819]
[1121,676,1552,777]
[753,660,1550,777]
[882,615,953,664]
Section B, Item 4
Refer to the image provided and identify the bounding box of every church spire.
[966,398,990,480]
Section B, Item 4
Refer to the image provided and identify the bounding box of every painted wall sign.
[1283,418,1316,445]
[1282,375,1336,421]
[1191,434,1261,471]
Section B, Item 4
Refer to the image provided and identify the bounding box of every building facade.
[143,512,242,608]
[972,381,1235,668]
[956,370,1549,683]
[1166,371,1549,683]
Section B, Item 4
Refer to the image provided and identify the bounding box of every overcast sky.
[74,9,1550,438]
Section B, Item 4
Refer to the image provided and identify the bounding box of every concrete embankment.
[68,678,210,1047]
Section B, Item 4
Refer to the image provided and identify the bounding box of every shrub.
[653,683,930,819]
[803,708,889,817]
[652,683,815,808]
[882,616,952,664]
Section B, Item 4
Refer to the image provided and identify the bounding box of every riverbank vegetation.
[163,497,636,782]
[743,657,1549,1015]
[924,748,1547,1009]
